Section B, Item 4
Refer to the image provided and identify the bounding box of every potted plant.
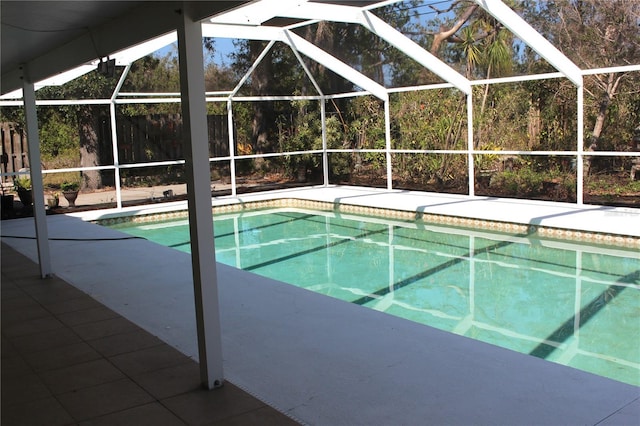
[61,181,80,207]
[14,176,33,207]
[47,192,60,209]
[1,181,14,212]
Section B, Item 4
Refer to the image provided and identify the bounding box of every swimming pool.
[108,207,640,386]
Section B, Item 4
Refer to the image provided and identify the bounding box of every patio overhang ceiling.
[0,1,248,97]
[1,33,179,100]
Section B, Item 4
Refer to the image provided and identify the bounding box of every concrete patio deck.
[1,244,299,425]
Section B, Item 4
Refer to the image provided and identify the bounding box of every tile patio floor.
[1,243,299,426]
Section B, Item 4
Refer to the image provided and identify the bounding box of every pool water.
[109,208,640,386]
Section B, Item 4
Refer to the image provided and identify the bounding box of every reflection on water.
[111,209,640,386]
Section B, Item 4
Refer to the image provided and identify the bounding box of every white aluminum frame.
[2,67,640,207]
[1,1,639,209]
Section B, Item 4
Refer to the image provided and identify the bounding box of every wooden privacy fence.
[113,114,230,164]
[1,123,29,185]
[1,114,231,186]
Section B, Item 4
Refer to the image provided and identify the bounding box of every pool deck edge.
[70,186,640,239]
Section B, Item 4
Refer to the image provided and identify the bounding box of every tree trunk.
[585,73,621,175]
[251,104,269,153]
[528,98,541,150]
[249,41,273,168]
[430,4,478,55]
[591,90,612,142]
[476,64,492,148]
[79,107,102,190]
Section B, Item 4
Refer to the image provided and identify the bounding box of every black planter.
[63,190,79,207]
[1,194,14,211]
[17,188,32,207]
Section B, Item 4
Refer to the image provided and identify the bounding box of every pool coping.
[86,189,640,249]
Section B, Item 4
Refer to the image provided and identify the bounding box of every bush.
[490,164,576,201]
[61,181,80,192]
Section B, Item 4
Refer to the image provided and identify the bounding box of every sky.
[154,37,237,66]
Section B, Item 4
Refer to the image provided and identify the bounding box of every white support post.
[321,98,329,187]
[110,64,131,209]
[384,99,392,190]
[467,93,475,197]
[177,6,224,390]
[22,72,52,278]
[109,101,123,208]
[227,99,237,196]
[576,87,584,205]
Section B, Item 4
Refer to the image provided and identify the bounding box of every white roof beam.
[278,2,471,95]
[209,0,307,26]
[283,32,324,96]
[282,31,388,101]
[474,0,583,87]
[0,65,96,99]
[2,1,196,95]
[202,23,285,41]
[202,23,388,101]
[111,32,177,66]
[1,32,179,100]
[230,40,277,97]
[361,11,471,95]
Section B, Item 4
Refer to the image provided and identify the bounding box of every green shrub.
[14,176,31,190]
[61,181,80,192]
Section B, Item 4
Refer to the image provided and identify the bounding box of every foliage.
[61,181,80,192]
[489,162,576,200]
[274,97,350,181]
[522,0,640,154]
[475,82,533,150]
[39,109,79,158]
[586,175,640,197]
[389,89,467,187]
[474,143,502,171]
[279,99,323,178]
[0,106,24,125]
[2,2,638,204]
[14,176,31,190]
[119,56,181,116]
[346,96,386,170]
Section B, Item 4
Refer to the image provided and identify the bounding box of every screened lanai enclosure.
[2,0,640,401]
[1,0,639,210]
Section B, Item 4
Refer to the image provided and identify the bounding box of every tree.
[231,40,276,158]
[524,0,640,173]
[429,2,479,57]
[120,55,181,116]
[58,71,120,190]
[425,0,515,148]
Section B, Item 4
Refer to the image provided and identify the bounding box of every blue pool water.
[109,208,640,386]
